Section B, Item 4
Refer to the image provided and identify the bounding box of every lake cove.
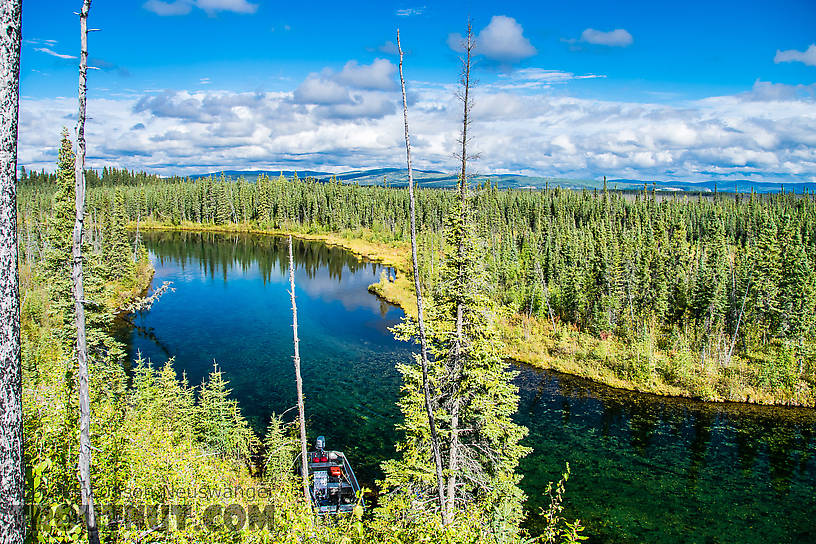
[123,231,816,544]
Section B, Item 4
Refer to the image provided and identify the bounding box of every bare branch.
[118,281,175,314]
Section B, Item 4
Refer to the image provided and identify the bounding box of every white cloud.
[34,47,76,60]
[448,15,536,63]
[493,68,605,90]
[580,28,633,47]
[143,0,258,16]
[294,59,397,105]
[774,44,816,66]
[196,0,258,14]
[740,79,816,101]
[26,38,58,46]
[293,75,352,105]
[16,79,816,183]
[292,58,398,118]
[321,94,395,120]
[143,0,193,15]
[335,59,397,91]
[396,6,425,17]
[377,41,400,56]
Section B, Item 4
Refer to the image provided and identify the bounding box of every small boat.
[297,436,363,514]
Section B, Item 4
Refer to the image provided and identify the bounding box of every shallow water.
[123,231,816,543]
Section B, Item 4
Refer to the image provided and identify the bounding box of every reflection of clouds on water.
[150,252,216,285]
[294,265,384,314]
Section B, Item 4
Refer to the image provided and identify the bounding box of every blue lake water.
[123,230,816,543]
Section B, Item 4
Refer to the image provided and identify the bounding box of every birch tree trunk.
[72,2,100,543]
[288,236,310,503]
[397,30,447,519]
[0,2,24,542]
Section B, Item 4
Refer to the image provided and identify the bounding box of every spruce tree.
[751,213,781,341]
[196,363,255,460]
[780,227,816,350]
[102,190,133,281]
[386,22,529,529]
[41,130,76,340]
[263,414,297,480]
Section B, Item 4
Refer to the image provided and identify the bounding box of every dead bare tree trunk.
[726,277,751,366]
[133,209,140,262]
[397,30,447,519]
[536,262,556,331]
[71,3,100,543]
[288,236,310,503]
[446,19,475,520]
[0,2,24,542]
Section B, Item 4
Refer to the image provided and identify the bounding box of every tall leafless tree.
[396,29,447,519]
[288,236,310,502]
[446,19,476,520]
[71,2,100,543]
[0,2,24,543]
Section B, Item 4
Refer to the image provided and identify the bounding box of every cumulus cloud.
[321,94,395,120]
[133,89,272,122]
[580,28,633,47]
[335,59,397,90]
[774,44,816,66]
[293,75,353,105]
[143,0,258,16]
[16,78,816,183]
[292,59,398,119]
[294,59,397,106]
[740,79,816,101]
[448,15,536,63]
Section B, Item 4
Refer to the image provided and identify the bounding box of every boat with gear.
[296,436,363,514]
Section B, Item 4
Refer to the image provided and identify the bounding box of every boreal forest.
[2,3,816,544]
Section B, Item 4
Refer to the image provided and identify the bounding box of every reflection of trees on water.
[115,313,174,361]
[685,411,713,487]
[142,231,381,286]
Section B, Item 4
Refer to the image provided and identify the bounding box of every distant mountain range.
[189,168,816,194]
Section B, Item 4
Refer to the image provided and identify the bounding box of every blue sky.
[18,0,816,181]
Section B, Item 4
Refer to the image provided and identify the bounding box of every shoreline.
[130,220,815,409]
